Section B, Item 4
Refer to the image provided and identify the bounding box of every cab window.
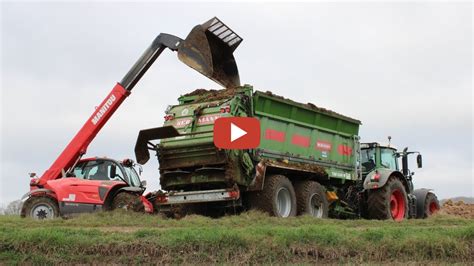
[123,166,141,187]
[380,148,398,170]
[72,160,125,181]
[361,148,376,171]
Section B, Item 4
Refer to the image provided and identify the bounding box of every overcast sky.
[1,2,472,205]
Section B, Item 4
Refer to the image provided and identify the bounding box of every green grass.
[0,211,472,264]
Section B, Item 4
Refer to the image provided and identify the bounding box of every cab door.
[49,159,126,214]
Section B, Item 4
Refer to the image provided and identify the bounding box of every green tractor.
[361,141,440,220]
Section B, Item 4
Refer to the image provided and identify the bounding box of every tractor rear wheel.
[248,175,297,217]
[423,192,440,218]
[111,193,144,212]
[21,196,59,219]
[294,180,328,218]
[367,177,408,221]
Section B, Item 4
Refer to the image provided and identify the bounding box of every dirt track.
[440,200,474,219]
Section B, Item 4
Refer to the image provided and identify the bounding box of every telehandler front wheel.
[294,181,328,218]
[21,196,60,219]
[367,177,408,221]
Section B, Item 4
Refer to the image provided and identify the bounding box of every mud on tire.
[111,192,144,212]
[367,177,408,221]
[294,180,328,218]
[21,196,60,219]
[247,175,297,217]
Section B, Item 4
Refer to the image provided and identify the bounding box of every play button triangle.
[230,123,247,142]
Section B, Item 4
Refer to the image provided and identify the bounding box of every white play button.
[230,123,247,142]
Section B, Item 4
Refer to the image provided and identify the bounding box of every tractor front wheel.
[21,196,60,219]
[367,177,408,221]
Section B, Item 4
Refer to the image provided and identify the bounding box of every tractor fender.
[117,186,144,194]
[413,188,433,218]
[21,189,57,202]
[363,168,409,192]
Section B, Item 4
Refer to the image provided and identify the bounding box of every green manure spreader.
[136,86,439,221]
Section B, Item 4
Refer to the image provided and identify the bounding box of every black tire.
[111,193,144,212]
[294,180,328,218]
[247,175,297,217]
[423,192,440,218]
[367,177,408,221]
[21,196,60,219]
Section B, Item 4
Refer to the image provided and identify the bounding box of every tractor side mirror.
[417,154,423,168]
[140,180,147,187]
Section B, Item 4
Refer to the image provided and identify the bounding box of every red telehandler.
[21,17,242,219]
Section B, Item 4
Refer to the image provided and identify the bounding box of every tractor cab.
[360,142,423,179]
[70,158,144,188]
[360,143,399,173]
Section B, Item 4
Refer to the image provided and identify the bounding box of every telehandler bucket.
[178,17,242,88]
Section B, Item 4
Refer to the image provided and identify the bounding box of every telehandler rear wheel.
[367,177,408,221]
[248,175,297,217]
[21,196,60,219]
[294,181,328,218]
[111,193,144,212]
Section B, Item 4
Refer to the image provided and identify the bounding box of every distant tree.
[4,200,22,215]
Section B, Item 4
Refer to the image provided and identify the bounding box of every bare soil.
[439,200,474,219]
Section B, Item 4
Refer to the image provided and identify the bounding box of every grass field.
[0,211,473,264]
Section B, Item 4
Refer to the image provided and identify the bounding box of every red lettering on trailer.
[291,134,310,147]
[197,114,221,125]
[338,145,353,155]
[315,140,332,151]
[174,118,192,127]
[174,114,222,128]
[265,129,285,142]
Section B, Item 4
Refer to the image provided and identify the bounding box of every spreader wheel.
[247,175,297,217]
[294,180,328,218]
